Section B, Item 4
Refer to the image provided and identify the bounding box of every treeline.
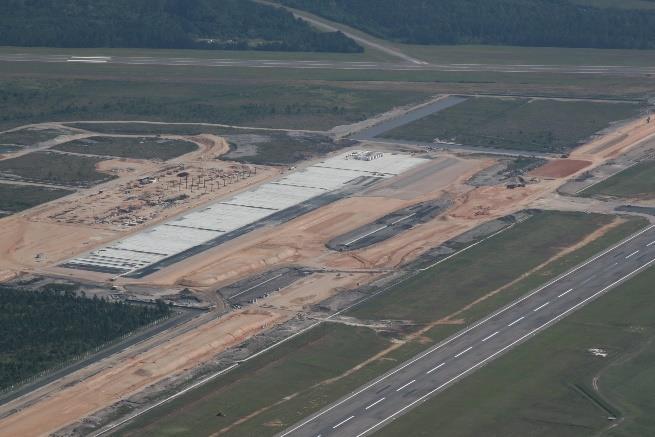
[279,0,655,49]
[0,0,361,53]
[0,285,170,390]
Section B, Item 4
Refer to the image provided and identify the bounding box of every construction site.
[0,88,654,437]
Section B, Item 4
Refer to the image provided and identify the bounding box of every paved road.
[2,54,655,76]
[279,224,655,437]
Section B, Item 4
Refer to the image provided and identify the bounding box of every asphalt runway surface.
[2,54,655,76]
[218,267,309,307]
[279,224,655,437]
[327,199,450,252]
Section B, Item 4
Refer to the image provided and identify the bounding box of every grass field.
[0,127,74,147]
[53,137,197,161]
[382,97,641,153]
[581,160,655,199]
[377,265,655,437]
[60,125,347,164]
[223,132,347,164]
[2,59,654,104]
[572,0,655,10]
[0,152,114,187]
[0,78,430,132]
[0,183,72,217]
[114,212,647,436]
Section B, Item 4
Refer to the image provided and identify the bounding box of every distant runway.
[279,225,655,437]
[2,54,655,76]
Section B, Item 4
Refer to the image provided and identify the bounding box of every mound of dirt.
[530,159,591,178]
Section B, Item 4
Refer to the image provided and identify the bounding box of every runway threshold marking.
[333,415,355,429]
[626,250,640,259]
[365,398,386,410]
[354,257,655,437]
[508,316,525,327]
[558,288,574,298]
[396,380,416,391]
[533,302,550,312]
[426,363,445,374]
[454,346,473,358]
[277,226,655,437]
[481,331,499,342]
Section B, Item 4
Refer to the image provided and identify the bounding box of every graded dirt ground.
[0,109,653,436]
[529,159,592,178]
[113,213,646,437]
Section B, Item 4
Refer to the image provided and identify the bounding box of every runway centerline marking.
[396,380,416,392]
[277,226,655,437]
[333,416,354,429]
[454,346,473,358]
[354,257,655,437]
[230,273,284,299]
[626,250,640,259]
[558,288,574,298]
[508,316,525,327]
[533,302,550,312]
[365,398,385,410]
[647,241,655,247]
[426,363,445,374]
[481,331,499,342]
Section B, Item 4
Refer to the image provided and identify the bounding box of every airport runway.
[2,54,655,76]
[279,224,655,437]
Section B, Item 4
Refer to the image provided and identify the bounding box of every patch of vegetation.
[351,211,618,324]
[113,212,647,436]
[224,133,349,165]
[53,136,197,161]
[0,183,72,216]
[117,323,391,436]
[0,79,429,131]
[582,160,655,199]
[280,0,655,49]
[0,127,72,147]
[0,151,114,187]
[0,0,361,53]
[377,264,655,437]
[383,97,640,153]
[0,285,170,390]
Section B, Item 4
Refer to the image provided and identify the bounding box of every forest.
[0,0,361,53]
[0,284,171,390]
[280,0,655,49]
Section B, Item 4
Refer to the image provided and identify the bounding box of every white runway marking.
[481,331,499,342]
[365,398,385,410]
[626,250,640,259]
[426,363,445,374]
[647,241,655,247]
[454,346,473,358]
[230,273,284,299]
[354,257,655,437]
[396,380,416,392]
[277,226,655,437]
[344,225,387,246]
[558,288,574,298]
[333,416,354,429]
[533,302,550,312]
[508,316,525,327]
